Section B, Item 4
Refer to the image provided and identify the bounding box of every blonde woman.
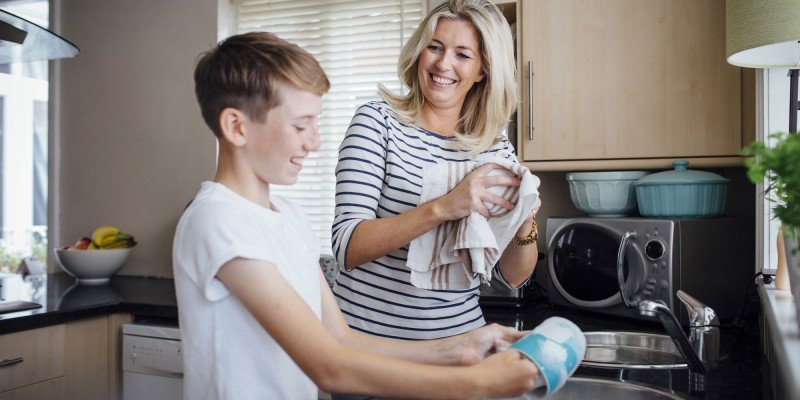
[332,0,540,345]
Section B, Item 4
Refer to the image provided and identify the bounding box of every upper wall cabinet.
[517,0,746,170]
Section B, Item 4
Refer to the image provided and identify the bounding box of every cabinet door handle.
[527,60,534,140]
[0,357,23,368]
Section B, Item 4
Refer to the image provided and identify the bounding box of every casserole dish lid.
[634,160,729,186]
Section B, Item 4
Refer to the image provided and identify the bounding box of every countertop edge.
[757,281,800,399]
[0,301,178,336]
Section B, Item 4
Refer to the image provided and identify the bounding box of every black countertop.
[0,273,765,399]
[0,272,176,335]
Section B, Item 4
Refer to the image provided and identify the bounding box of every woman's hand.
[449,323,527,366]
[435,163,520,221]
[469,350,539,399]
[526,196,542,221]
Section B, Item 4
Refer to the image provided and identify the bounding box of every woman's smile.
[430,73,457,86]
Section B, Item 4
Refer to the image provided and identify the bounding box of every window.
[758,69,793,272]
[234,0,425,255]
[0,1,49,272]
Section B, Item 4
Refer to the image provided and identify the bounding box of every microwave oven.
[544,217,754,323]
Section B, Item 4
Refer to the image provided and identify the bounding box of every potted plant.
[743,132,800,321]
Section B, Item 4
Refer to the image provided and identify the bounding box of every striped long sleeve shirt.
[331,101,516,339]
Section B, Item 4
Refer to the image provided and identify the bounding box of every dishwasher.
[122,319,183,400]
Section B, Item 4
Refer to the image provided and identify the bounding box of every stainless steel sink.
[505,377,686,400]
[548,377,685,399]
[582,331,687,369]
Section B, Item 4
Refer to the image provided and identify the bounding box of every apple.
[74,237,92,250]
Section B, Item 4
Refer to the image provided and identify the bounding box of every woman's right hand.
[435,163,520,221]
[470,350,539,399]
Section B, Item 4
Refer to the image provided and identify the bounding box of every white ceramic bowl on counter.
[53,248,131,285]
[567,171,650,217]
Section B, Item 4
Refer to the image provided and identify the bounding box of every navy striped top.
[331,101,516,339]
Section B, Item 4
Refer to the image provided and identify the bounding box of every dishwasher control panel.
[123,321,182,377]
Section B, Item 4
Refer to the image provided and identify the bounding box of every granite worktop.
[0,273,765,399]
[0,272,177,334]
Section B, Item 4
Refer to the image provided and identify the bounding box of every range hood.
[0,8,78,64]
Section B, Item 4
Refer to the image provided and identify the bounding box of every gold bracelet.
[511,220,538,246]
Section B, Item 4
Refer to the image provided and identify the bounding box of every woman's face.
[417,18,484,113]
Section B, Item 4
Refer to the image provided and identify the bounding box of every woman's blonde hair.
[379,0,517,154]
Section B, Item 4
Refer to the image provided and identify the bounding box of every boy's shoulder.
[183,182,237,215]
[179,182,256,232]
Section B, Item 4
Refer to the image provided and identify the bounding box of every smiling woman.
[330,0,539,343]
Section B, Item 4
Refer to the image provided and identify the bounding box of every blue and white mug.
[511,317,586,398]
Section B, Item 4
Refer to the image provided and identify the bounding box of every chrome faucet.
[638,290,720,377]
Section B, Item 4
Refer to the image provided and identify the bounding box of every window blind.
[235,0,425,255]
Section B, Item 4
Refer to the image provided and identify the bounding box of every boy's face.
[242,84,322,186]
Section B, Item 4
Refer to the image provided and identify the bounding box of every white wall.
[53,0,218,277]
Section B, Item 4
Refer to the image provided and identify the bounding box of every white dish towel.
[407,157,540,290]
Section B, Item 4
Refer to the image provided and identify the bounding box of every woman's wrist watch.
[511,219,538,246]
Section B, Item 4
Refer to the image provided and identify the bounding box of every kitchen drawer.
[0,377,65,400]
[0,325,65,392]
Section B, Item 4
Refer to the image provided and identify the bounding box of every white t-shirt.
[173,181,321,400]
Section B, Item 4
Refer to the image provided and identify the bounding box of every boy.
[173,32,538,399]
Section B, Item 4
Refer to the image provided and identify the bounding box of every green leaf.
[744,132,800,232]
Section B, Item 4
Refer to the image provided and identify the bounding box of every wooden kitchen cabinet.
[0,324,65,394]
[0,313,131,400]
[0,378,65,400]
[517,0,745,170]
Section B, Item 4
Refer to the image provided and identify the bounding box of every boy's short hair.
[194,32,330,138]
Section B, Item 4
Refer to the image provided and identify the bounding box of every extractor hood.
[0,8,78,64]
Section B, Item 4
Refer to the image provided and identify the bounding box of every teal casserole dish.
[634,160,729,218]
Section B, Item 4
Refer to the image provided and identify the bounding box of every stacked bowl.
[566,171,649,217]
[567,161,729,218]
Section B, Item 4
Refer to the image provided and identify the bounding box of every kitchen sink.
[582,331,687,369]
[505,377,685,400]
[548,377,685,399]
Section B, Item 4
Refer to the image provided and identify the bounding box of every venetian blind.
[235,0,425,255]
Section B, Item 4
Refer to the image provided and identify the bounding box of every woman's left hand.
[450,323,527,365]
[526,196,542,221]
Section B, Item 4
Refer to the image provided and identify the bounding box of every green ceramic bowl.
[634,161,729,218]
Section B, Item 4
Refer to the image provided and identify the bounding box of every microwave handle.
[617,231,638,308]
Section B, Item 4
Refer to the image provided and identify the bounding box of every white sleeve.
[176,207,281,302]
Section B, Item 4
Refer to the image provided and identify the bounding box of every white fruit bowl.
[53,248,131,285]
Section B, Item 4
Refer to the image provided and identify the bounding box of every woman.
[332,0,540,341]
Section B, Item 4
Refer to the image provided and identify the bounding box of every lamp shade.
[726,0,800,68]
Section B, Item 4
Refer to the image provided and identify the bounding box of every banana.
[92,226,121,247]
[92,226,137,249]
[103,239,134,249]
[99,235,121,247]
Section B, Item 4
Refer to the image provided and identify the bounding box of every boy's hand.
[451,323,527,365]
[469,350,539,399]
